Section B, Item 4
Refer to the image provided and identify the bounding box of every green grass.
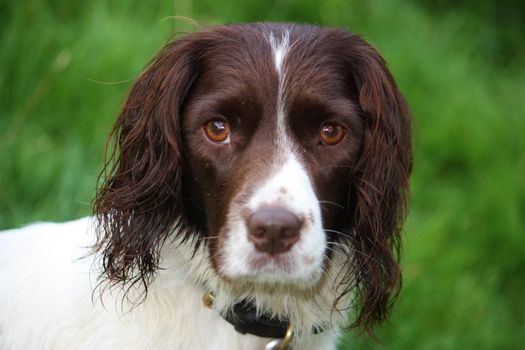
[1,1,524,349]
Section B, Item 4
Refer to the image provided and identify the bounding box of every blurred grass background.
[1,0,524,349]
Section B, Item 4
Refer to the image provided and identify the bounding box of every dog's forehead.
[191,26,348,116]
[197,26,346,94]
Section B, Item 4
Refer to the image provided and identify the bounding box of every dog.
[0,23,412,350]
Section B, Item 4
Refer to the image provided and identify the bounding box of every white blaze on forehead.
[268,30,290,79]
[268,31,291,146]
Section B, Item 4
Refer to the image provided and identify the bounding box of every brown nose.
[247,207,302,255]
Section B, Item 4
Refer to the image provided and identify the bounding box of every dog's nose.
[247,207,302,255]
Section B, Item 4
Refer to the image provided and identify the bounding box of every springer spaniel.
[0,23,412,350]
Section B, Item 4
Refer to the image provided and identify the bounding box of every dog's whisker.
[324,229,359,244]
[197,235,220,242]
[318,200,346,210]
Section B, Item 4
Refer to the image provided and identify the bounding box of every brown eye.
[203,118,231,144]
[319,123,346,145]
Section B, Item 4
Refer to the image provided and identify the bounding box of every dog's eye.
[203,118,231,144]
[319,123,346,145]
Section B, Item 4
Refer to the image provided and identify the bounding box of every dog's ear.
[342,35,413,332]
[93,36,201,292]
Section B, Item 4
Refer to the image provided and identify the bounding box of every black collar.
[204,295,325,339]
[224,299,290,338]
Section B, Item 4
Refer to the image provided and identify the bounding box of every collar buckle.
[265,323,293,350]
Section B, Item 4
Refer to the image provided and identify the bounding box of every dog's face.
[181,30,363,286]
[94,23,412,330]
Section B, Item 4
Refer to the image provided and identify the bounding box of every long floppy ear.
[343,36,413,332]
[93,36,200,293]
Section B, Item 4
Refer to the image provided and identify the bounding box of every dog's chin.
[217,253,325,290]
[219,275,324,296]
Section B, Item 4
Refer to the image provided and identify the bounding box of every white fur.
[0,218,347,349]
[268,31,289,81]
[268,30,291,146]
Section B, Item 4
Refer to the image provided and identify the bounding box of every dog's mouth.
[214,227,327,288]
[215,263,325,293]
[249,253,293,272]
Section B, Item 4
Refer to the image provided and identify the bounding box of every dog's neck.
[156,236,352,336]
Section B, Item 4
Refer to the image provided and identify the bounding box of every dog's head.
[94,23,412,331]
